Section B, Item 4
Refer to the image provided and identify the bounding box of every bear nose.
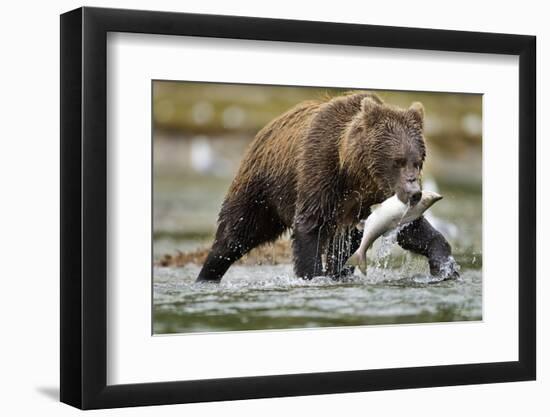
[409,191,422,206]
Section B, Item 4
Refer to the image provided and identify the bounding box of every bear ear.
[360,96,383,125]
[408,102,425,126]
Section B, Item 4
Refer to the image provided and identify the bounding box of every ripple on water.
[153,264,482,334]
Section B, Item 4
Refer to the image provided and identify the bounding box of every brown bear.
[196,92,457,282]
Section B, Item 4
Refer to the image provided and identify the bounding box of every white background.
[0,0,546,416]
[108,34,518,384]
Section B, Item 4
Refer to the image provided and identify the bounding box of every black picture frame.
[60,6,536,410]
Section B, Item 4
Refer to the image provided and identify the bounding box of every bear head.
[341,95,427,206]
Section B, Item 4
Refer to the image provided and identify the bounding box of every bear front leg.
[397,216,459,280]
[292,223,327,279]
[196,239,244,283]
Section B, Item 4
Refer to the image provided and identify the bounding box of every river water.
[153,264,481,334]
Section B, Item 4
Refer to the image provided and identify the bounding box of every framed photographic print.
[60,6,536,409]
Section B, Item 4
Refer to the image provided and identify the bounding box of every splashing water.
[439,256,461,281]
[369,224,408,282]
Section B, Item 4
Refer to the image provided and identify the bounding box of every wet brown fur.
[197,92,427,281]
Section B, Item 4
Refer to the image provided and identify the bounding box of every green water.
[153,176,482,334]
[153,264,481,334]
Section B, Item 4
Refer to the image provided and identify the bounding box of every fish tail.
[358,259,367,275]
[346,252,359,266]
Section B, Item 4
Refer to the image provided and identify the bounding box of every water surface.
[153,263,481,334]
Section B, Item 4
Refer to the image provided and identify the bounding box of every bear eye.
[393,158,406,168]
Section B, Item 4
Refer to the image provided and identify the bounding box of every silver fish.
[347,191,443,274]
